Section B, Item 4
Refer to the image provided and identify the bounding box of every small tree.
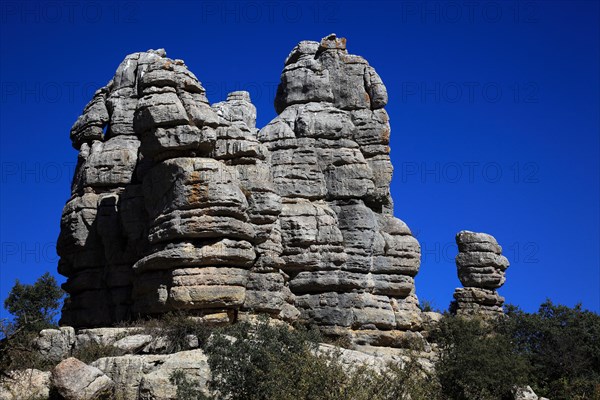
[504,301,600,399]
[1,272,64,373]
[4,272,63,331]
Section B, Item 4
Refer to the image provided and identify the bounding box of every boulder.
[51,357,114,400]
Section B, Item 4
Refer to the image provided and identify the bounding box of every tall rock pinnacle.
[452,231,510,318]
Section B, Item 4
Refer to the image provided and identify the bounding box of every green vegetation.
[428,301,600,400]
[1,273,599,400]
[173,316,440,400]
[169,370,207,400]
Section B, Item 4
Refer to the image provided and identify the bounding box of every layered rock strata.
[57,35,423,346]
[452,231,509,317]
[261,34,422,346]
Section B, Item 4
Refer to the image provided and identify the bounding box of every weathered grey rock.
[112,334,154,353]
[91,350,211,400]
[266,37,417,345]
[317,343,392,372]
[456,252,509,288]
[33,326,75,362]
[0,369,50,400]
[213,91,257,130]
[456,231,503,254]
[134,92,189,133]
[421,311,443,333]
[138,350,210,400]
[82,136,140,187]
[392,294,423,331]
[52,357,114,400]
[70,89,109,149]
[58,37,422,348]
[513,386,549,400]
[453,231,510,318]
[453,287,505,317]
[92,354,167,400]
[75,327,143,348]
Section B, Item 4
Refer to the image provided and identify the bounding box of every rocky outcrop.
[452,231,509,318]
[57,35,422,347]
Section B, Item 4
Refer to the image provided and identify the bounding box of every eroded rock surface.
[452,231,510,318]
[58,35,423,347]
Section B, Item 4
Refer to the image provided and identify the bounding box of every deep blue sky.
[1,0,598,320]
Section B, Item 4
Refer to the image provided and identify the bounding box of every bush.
[0,325,55,374]
[431,315,530,400]
[419,299,440,313]
[160,312,212,354]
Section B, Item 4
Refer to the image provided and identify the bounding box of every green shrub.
[419,299,441,313]
[133,312,212,354]
[431,314,530,400]
[161,312,211,354]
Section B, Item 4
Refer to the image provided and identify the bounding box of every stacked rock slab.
[453,231,509,317]
[58,35,423,347]
[259,34,423,346]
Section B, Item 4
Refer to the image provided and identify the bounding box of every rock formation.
[2,34,539,400]
[57,34,423,347]
[452,231,509,317]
